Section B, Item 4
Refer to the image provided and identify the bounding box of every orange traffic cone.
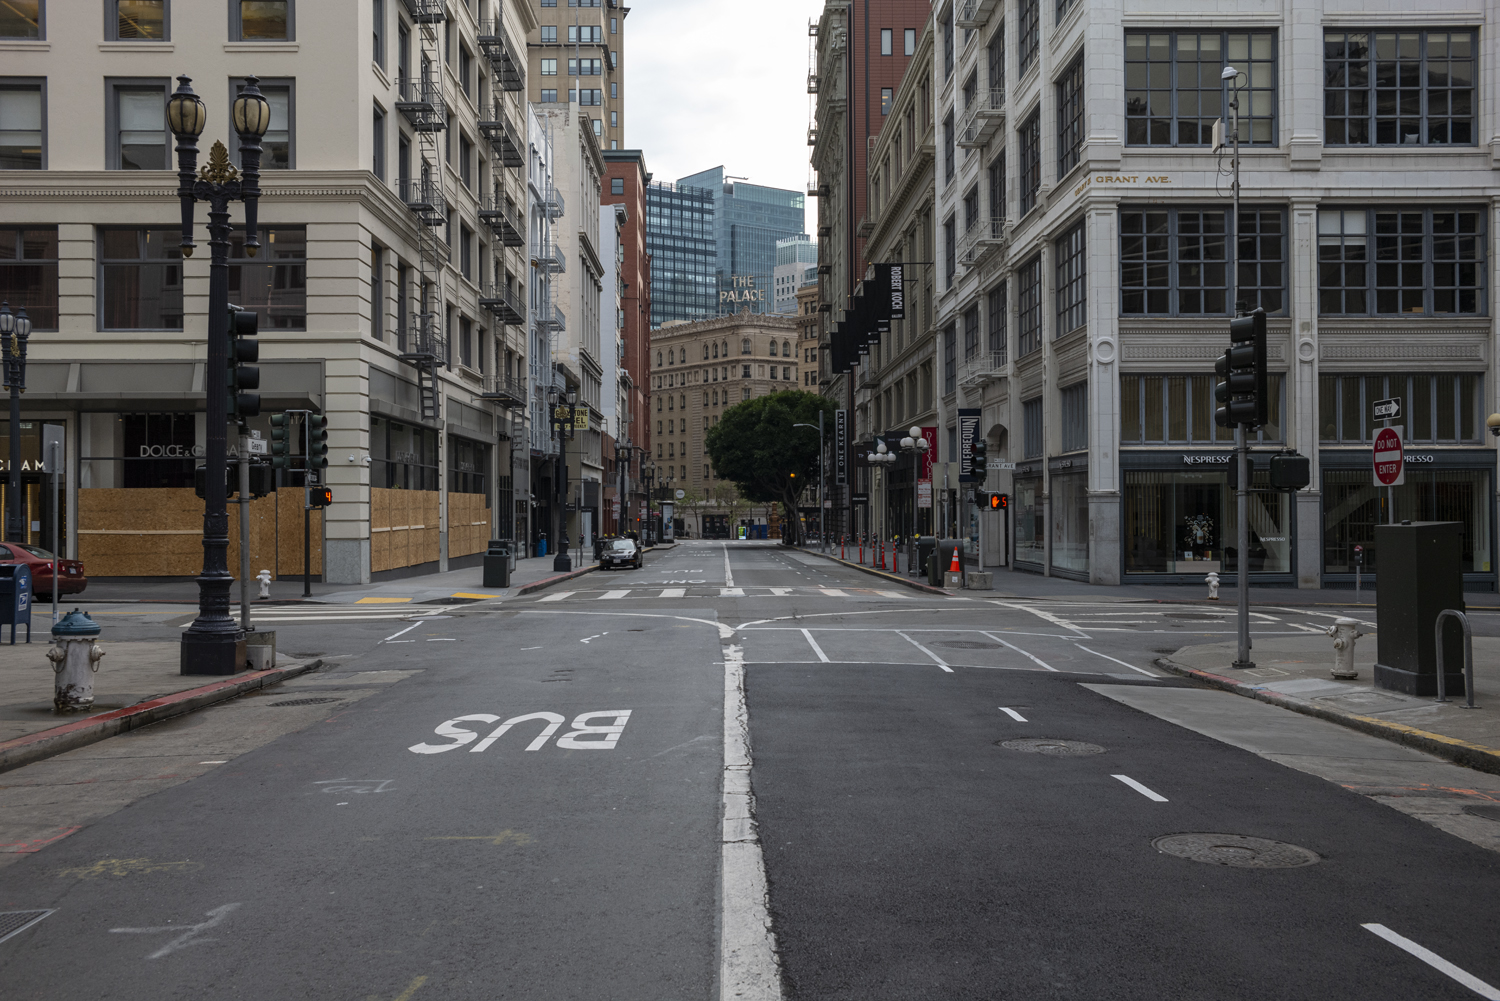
[948,548,961,574]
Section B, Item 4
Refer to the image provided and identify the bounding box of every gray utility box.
[1374,521,1467,696]
[928,538,966,586]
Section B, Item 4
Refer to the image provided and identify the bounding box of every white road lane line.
[818,588,848,597]
[1362,923,1500,999]
[1112,774,1169,802]
[799,629,831,663]
[979,631,1058,672]
[722,543,734,587]
[1074,643,1160,677]
[999,707,1028,722]
[538,591,575,602]
[660,588,686,598]
[875,590,906,597]
[381,621,423,643]
[600,590,631,600]
[721,587,746,597]
[896,631,953,673]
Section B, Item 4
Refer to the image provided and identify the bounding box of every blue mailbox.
[0,562,31,644]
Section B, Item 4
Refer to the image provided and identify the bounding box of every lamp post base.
[553,554,573,573]
[180,632,247,676]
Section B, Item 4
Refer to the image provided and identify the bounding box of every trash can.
[1374,521,1465,696]
[930,538,965,586]
[916,536,937,580]
[537,534,548,558]
[0,563,32,644]
[483,540,512,588]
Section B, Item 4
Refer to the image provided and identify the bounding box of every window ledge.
[372,62,390,89]
[99,41,174,52]
[0,40,48,51]
[223,42,299,52]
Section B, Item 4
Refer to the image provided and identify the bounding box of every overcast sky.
[626,0,824,230]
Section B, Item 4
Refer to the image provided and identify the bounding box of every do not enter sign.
[1373,426,1405,486]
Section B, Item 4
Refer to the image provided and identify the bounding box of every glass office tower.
[646,180,717,327]
[678,166,806,315]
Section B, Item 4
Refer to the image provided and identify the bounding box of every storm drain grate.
[269,697,341,707]
[997,738,1105,756]
[1153,833,1320,869]
[0,910,54,945]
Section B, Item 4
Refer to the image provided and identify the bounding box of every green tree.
[704,390,837,546]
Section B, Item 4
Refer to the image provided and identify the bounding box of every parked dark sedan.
[601,538,642,570]
[0,543,87,597]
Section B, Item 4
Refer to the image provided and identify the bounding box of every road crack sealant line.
[719,639,783,1001]
[0,658,323,775]
[1152,656,1500,777]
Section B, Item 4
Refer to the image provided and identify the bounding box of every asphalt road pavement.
[1,541,1497,1000]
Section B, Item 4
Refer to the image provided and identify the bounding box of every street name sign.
[1373,426,1405,487]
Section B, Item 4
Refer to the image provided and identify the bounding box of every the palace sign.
[720,275,765,305]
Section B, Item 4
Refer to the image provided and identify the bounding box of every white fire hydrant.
[256,569,273,599]
[46,609,105,713]
[1324,617,1366,679]
[1206,571,1220,600]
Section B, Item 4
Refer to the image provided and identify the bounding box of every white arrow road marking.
[1362,924,1500,999]
[1073,643,1159,677]
[381,621,423,644]
[999,707,1028,722]
[1112,774,1168,802]
[579,632,609,644]
[111,903,241,959]
[980,631,1058,672]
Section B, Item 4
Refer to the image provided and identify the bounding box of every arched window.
[679,394,686,410]
[703,343,710,360]
[668,395,674,411]
[783,340,791,356]
[741,338,752,355]
[702,392,708,406]
[769,340,778,357]
[657,396,663,412]
[656,350,663,367]
[712,342,719,358]
[722,340,728,356]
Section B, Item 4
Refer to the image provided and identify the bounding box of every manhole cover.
[0,910,54,945]
[1153,833,1320,869]
[998,738,1105,756]
[269,697,341,707]
[938,640,998,649]
[1462,804,1500,822]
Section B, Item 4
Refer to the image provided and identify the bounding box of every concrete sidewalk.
[1161,630,1500,775]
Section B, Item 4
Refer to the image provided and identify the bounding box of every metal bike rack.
[1434,608,1478,709]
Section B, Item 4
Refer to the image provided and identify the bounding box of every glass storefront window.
[1014,477,1044,566]
[1318,373,1482,444]
[1323,467,1492,573]
[1124,468,1290,574]
[1051,472,1089,574]
[79,412,198,488]
[371,415,438,490]
[1122,373,1283,444]
[448,436,490,495]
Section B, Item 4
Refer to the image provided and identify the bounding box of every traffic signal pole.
[1226,66,1253,671]
[238,425,252,630]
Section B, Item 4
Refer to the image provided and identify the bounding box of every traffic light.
[270,412,292,469]
[227,305,261,419]
[971,438,988,484]
[309,485,332,509]
[249,462,275,498]
[1214,308,1267,428]
[194,464,234,499]
[989,492,1008,511]
[306,413,329,471]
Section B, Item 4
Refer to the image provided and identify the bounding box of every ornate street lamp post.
[899,426,929,576]
[867,437,897,565]
[0,302,33,543]
[550,385,576,572]
[168,75,270,676]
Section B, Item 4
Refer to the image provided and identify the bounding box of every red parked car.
[0,543,87,597]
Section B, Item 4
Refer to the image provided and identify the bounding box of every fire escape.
[395,0,448,421]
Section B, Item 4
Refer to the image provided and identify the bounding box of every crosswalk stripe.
[876,590,906,598]
[720,587,745,596]
[599,590,631,600]
[660,588,686,598]
[818,588,848,597]
[538,591,574,603]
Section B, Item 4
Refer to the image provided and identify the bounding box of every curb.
[514,563,599,596]
[0,658,323,776]
[1153,656,1500,777]
[794,547,953,597]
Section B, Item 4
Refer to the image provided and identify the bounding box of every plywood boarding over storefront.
[449,492,492,559]
[79,488,282,577]
[275,490,324,578]
[371,488,440,574]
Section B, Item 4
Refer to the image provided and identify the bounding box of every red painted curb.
[514,564,599,596]
[0,658,321,775]
[794,548,953,596]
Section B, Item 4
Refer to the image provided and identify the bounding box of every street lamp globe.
[1220,65,1239,81]
[166,76,207,138]
[0,302,14,337]
[916,437,929,451]
[900,436,914,449]
[908,426,921,438]
[13,307,30,341]
[231,77,272,138]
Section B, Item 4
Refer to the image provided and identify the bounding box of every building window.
[371,416,440,491]
[540,89,557,103]
[109,79,168,170]
[460,223,473,280]
[540,25,556,42]
[459,314,472,367]
[372,0,383,67]
[1055,221,1086,334]
[1318,207,1484,316]
[943,323,956,394]
[541,58,557,76]
[1121,373,1283,444]
[1017,254,1042,356]
[1017,110,1040,215]
[942,110,955,183]
[1022,397,1043,458]
[1319,372,1481,444]
[881,87,893,115]
[1057,55,1084,177]
[742,365,751,378]
[962,304,980,360]
[741,337,752,354]
[370,244,384,341]
[0,81,43,169]
[459,133,472,187]
[1325,31,1474,146]
[0,1,41,38]
[232,78,292,169]
[905,27,915,55]
[943,14,953,78]
[610,110,617,128]
[230,226,306,329]
[987,283,1007,363]
[1125,31,1276,145]
[881,27,892,55]
[111,0,166,40]
[459,45,473,99]
[1056,0,1075,24]
[0,227,56,329]
[943,216,956,289]
[100,227,183,330]
[1120,208,1284,315]
[1018,0,1039,75]
[1236,210,1286,314]
[1060,382,1088,451]
[232,0,291,41]
[372,104,385,179]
